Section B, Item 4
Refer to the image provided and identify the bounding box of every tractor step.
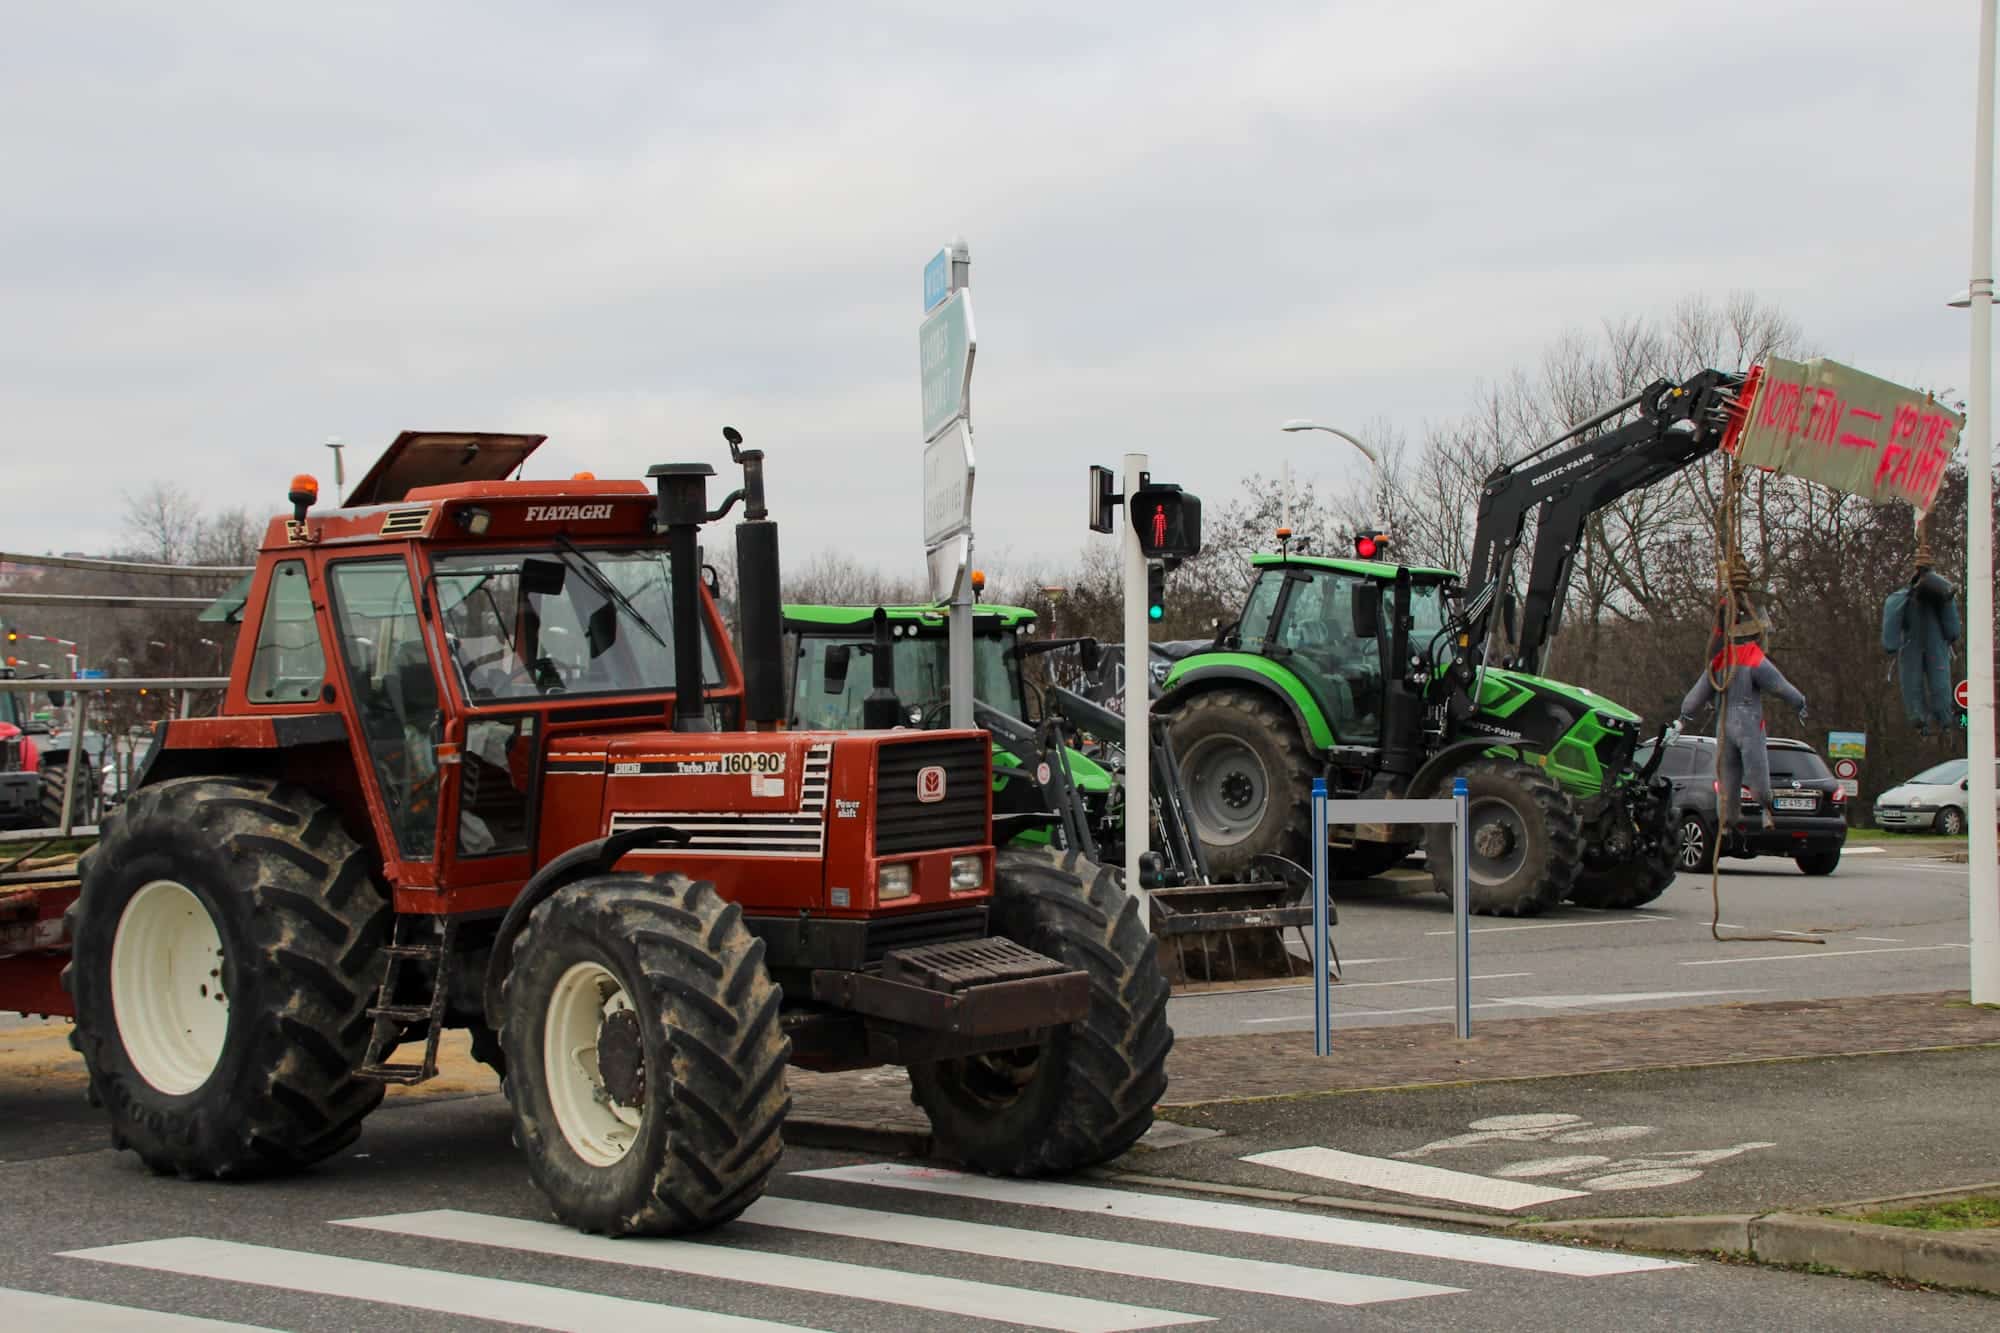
[366,1004,435,1023]
[359,1062,433,1085]
[357,916,456,1085]
[381,943,444,960]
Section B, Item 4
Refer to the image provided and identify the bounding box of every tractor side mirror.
[1351,585,1382,641]
[822,645,852,694]
[520,558,567,598]
[1502,591,1519,643]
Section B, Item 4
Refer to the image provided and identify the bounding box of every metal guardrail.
[0,551,251,577]
[1311,778,1472,1051]
[0,676,229,842]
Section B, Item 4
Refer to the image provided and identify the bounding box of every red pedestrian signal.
[1130,484,1202,559]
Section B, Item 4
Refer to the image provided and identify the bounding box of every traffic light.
[1147,562,1167,622]
[1353,531,1390,560]
[1130,484,1202,559]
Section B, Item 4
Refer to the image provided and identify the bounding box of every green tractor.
[783,604,1119,845]
[783,603,1320,984]
[1159,370,1745,916]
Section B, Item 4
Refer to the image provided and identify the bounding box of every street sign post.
[1826,731,1867,761]
[919,237,976,729]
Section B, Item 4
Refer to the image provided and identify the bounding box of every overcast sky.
[0,1,1984,580]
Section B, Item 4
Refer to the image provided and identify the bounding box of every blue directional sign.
[923,248,950,313]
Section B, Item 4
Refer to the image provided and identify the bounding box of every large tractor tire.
[500,873,790,1236]
[1423,758,1582,917]
[64,776,387,1178]
[38,755,97,829]
[909,847,1172,1175]
[1169,689,1317,880]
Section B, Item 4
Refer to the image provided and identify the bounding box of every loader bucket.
[1147,880,1315,990]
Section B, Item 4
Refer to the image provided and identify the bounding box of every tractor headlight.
[876,863,914,901]
[950,854,983,890]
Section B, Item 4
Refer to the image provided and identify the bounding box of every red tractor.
[57,430,1170,1234]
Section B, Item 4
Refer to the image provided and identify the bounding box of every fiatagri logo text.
[524,504,615,523]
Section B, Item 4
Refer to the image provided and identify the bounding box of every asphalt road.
[1,1091,1993,1331]
[1167,849,1974,1037]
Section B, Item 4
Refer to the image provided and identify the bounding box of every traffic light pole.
[1123,452,1151,924]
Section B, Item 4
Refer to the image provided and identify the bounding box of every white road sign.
[926,532,970,603]
[924,424,975,546]
[920,290,976,443]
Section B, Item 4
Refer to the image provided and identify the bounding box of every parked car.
[1873,757,1995,834]
[1634,733,1847,876]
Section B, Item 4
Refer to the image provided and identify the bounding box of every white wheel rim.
[544,961,644,1168]
[110,880,229,1095]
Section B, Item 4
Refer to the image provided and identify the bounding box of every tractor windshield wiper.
[551,537,669,651]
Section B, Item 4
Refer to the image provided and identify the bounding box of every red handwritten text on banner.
[1728,357,1962,512]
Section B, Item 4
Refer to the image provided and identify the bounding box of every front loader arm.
[1452,370,1743,673]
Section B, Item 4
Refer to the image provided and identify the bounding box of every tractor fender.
[480,823,691,1028]
[1406,737,1525,798]
[1154,665,1330,750]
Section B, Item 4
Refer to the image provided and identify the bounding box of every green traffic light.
[1149,605,1164,621]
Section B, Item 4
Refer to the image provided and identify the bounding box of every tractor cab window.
[329,560,442,859]
[1262,571,1383,741]
[430,548,719,705]
[791,627,1025,730]
[246,561,326,704]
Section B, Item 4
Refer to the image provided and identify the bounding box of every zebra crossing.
[25,1163,1685,1330]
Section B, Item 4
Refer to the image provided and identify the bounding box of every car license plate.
[1774,796,1816,812]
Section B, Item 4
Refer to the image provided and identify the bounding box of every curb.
[1523,1188,2000,1296]
[1155,1039,2000,1111]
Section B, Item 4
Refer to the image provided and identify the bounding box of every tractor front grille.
[862,905,989,964]
[874,736,988,855]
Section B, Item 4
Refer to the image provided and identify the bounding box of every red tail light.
[1831,785,1847,804]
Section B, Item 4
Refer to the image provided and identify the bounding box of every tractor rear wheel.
[38,755,97,829]
[64,776,387,1177]
[1424,759,1581,917]
[908,847,1172,1175]
[500,873,790,1235]
[1169,689,1317,879]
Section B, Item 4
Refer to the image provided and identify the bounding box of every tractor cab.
[784,604,1034,731]
[1206,552,1456,745]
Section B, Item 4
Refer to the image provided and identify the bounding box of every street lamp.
[1279,420,1385,533]
[325,437,347,497]
[198,637,222,672]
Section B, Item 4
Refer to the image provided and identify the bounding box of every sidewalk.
[785,990,2000,1132]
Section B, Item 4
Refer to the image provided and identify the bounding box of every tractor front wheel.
[908,848,1172,1175]
[1424,759,1582,917]
[500,873,790,1235]
[64,776,387,1177]
[1169,689,1318,879]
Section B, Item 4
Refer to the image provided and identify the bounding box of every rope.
[1705,453,1824,945]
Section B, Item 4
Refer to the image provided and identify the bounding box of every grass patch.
[1842,829,1965,845]
[1840,1196,2000,1231]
